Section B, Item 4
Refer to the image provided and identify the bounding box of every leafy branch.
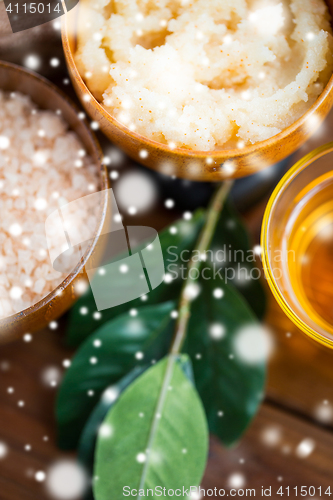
[56,181,267,500]
[132,182,234,497]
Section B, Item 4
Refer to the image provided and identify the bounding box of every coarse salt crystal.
[0,90,99,319]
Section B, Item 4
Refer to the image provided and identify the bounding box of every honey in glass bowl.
[262,143,333,347]
[288,171,333,329]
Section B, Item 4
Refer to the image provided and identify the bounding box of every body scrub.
[0,91,99,319]
[76,0,333,151]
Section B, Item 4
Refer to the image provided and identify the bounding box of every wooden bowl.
[0,61,109,343]
[62,2,333,182]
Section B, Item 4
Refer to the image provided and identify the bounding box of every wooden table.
[1,13,333,500]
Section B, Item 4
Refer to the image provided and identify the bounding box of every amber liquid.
[287,174,333,331]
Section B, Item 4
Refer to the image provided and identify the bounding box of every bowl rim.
[62,7,333,159]
[261,141,333,349]
[0,60,109,326]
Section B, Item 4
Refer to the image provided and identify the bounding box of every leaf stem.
[170,180,234,355]
[137,181,234,498]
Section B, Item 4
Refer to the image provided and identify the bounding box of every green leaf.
[56,302,175,450]
[78,367,146,500]
[185,278,266,447]
[78,366,145,474]
[66,210,205,347]
[93,355,208,500]
[210,201,266,320]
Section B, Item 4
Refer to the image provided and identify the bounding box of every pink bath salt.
[0,90,99,319]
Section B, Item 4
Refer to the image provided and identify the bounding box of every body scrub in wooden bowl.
[75,0,333,151]
[0,91,99,319]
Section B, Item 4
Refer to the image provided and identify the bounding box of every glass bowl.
[261,143,333,348]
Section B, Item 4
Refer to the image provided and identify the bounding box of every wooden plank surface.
[0,327,74,499]
[1,11,333,499]
[203,403,333,498]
